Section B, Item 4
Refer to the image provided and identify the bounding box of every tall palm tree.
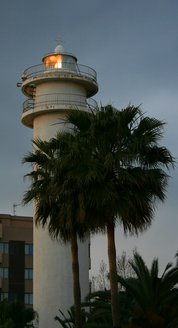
[23,136,90,328]
[23,105,174,328]
[117,252,178,328]
[62,105,174,328]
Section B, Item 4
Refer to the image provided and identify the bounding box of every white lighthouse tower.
[20,44,98,328]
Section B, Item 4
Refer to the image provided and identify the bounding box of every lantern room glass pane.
[43,54,77,72]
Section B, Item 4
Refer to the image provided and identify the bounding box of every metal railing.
[23,93,98,113]
[22,62,97,82]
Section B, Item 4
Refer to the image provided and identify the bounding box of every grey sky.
[0,0,178,275]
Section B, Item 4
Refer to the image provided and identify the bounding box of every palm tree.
[23,105,174,328]
[117,252,178,328]
[61,105,174,328]
[22,136,90,328]
[54,289,132,328]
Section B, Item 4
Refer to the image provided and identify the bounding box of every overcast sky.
[0,0,178,275]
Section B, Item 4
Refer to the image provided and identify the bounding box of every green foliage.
[118,252,178,327]
[23,136,89,242]
[65,105,174,233]
[0,300,35,328]
[55,289,136,328]
[23,134,87,327]
[83,291,112,327]
[56,252,178,327]
[55,291,113,328]
[55,308,75,328]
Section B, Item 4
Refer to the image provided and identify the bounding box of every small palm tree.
[55,307,75,328]
[55,289,133,328]
[83,291,113,327]
[55,291,113,328]
[118,253,178,328]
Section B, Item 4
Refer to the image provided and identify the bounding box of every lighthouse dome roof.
[54,44,65,54]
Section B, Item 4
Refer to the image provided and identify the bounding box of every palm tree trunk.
[71,232,82,328]
[107,222,120,328]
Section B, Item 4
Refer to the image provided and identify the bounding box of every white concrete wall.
[33,81,90,328]
[36,81,86,95]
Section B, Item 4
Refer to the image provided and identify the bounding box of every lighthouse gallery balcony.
[21,60,98,98]
[23,94,98,112]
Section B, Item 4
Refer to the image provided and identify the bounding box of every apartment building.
[0,214,33,307]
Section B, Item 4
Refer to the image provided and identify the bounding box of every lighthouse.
[20,44,98,328]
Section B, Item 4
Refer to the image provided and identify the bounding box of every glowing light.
[44,55,62,69]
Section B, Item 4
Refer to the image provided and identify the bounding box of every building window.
[0,267,8,278]
[9,292,18,302]
[0,293,8,301]
[25,293,33,305]
[25,244,33,255]
[0,242,9,253]
[25,268,33,280]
